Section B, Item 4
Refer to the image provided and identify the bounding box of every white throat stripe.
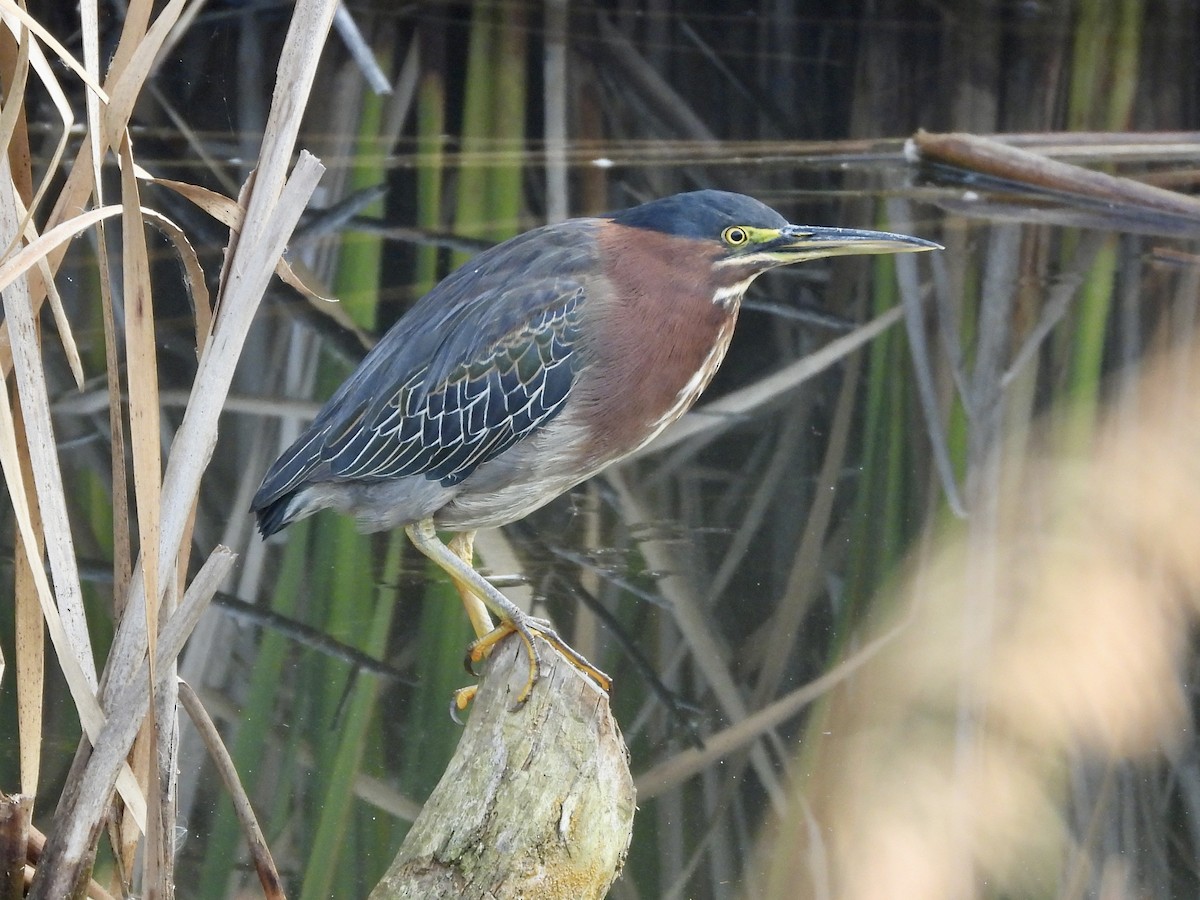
[712,275,758,306]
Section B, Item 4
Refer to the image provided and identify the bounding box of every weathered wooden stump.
[370,635,635,900]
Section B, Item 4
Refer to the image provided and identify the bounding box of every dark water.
[4,3,1200,898]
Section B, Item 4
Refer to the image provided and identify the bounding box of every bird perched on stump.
[252,189,939,705]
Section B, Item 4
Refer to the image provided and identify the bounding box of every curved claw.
[450,685,477,724]
[463,649,481,677]
[466,615,612,705]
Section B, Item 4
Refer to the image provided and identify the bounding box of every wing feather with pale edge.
[251,220,600,521]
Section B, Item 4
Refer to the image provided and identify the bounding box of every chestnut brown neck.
[577,222,745,462]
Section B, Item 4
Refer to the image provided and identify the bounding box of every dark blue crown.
[610,190,789,240]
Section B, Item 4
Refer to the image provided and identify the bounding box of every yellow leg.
[404,518,612,705]
[447,531,494,639]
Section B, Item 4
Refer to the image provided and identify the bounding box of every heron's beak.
[768,224,942,262]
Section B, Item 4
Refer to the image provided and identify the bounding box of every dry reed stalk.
[0,0,336,894]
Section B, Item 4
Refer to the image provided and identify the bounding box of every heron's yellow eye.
[722,226,749,246]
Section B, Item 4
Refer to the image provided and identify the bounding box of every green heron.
[252,190,939,704]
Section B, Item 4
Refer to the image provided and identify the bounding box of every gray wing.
[320,284,583,486]
[252,220,600,533]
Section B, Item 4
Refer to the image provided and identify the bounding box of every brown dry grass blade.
[10,397,42,799]
[0,0,183,381]
[0,5,75,234]
[102,0,188,152]
[139,210,212,355]
[118,130,163,887]
[0,2,106,99]
[0,10,33,220]
[119,132,162,680]
[0,154,97,690]
[0,19,43,808]
[0,205,124,290]
[28,548,235,900]
[0,380,147,829]
[100,0,336,708]
[0,7,83,386]
[0,3,95,389]
[0,202,113,390]
[149,176,338,306]
[100,159,328,709]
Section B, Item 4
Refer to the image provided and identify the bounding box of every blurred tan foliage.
[760,329,1200,899]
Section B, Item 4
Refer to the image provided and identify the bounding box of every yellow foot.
[403,520,612,707]
[466,618,613,705]
[449,685,478,724]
